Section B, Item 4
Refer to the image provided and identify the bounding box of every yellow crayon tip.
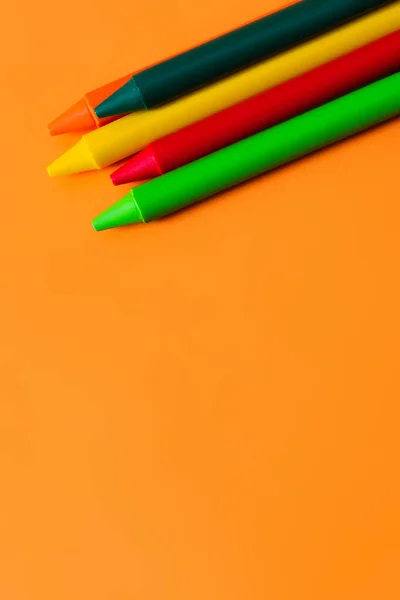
[46,138,99,177]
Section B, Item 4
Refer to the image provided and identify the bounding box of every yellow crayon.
[47,1,400,177]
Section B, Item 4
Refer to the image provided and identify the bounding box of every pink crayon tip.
[110,146,162,185]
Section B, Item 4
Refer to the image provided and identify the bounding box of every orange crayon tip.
[47,97,96,136]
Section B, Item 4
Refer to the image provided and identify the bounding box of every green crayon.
[93,72,400,232]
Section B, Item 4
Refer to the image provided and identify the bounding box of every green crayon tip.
[95,78,147,118]
[92,190,144,231]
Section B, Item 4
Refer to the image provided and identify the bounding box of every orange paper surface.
[2,0,400,598]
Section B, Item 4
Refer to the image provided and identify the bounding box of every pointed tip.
[110,167,129,186]
[95,78,146,118]
[48,98,95,136]
[46,138,98,177]
[110,149,160,185]
[92,190,145,231]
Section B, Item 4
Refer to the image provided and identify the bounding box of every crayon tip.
[46,138,98,177]
[92,190,145,231]
[111,148,161,185]
[95,78,146,118]
[48,98,96,136]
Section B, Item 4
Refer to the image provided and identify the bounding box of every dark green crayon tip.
[95,78,147,118]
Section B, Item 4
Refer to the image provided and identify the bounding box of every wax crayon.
[47,1,400,177]
[47,1,298,135]
[112,30,400,184]
[95,0,395,118]
[93,72,400,231]
[48,73,134,136]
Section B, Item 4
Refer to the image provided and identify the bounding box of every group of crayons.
[46,0,400,231]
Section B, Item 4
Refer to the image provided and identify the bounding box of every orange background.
[2,0,400,598]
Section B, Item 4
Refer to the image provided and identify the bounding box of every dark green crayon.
[95,0,395,117]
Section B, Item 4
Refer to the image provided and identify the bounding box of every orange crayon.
[48,73,134,136]
[47,0,298,136]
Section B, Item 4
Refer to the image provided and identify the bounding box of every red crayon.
[111,29,400,185]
